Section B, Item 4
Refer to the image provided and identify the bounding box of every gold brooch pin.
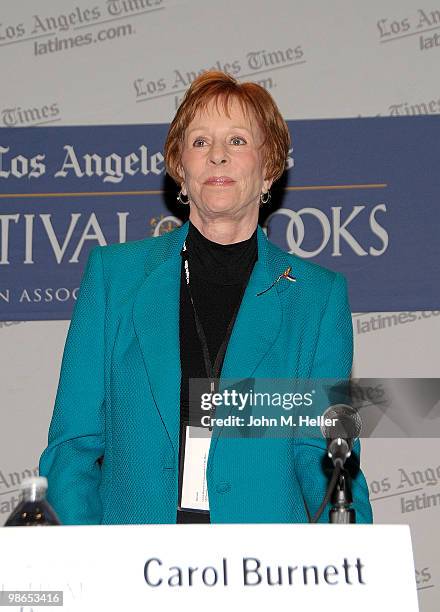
[256,266,297,296]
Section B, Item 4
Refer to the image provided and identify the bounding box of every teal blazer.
[39,221,373,525]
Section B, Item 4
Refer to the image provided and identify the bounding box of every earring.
[177,190,189,205]
[260,190,271,205]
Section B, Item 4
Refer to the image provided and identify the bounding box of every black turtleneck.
[177,221,258,523]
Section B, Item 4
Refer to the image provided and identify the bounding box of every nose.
[209,142,229,165]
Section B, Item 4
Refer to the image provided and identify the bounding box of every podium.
[0,524,419,611]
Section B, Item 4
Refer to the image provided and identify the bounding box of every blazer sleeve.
[39,245,106,525]
[294,272,373,523]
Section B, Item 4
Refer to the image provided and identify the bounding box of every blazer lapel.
[220,225,283,380]
[132,222,189,455]
[208,227,287,462]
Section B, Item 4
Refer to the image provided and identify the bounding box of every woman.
[39,71,373,525]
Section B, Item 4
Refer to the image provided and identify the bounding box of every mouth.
[204,176,235,185]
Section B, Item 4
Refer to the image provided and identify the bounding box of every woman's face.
[178,97,272,223]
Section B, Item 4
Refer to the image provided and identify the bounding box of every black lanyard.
[181,239,256,430]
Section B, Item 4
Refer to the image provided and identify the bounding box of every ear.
[262,175,274,193]
[176,162,186,184]
[261,159,274,192]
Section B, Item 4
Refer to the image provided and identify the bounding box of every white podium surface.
[0,524,418,611]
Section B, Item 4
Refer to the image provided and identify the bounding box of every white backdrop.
[1,1,439,609]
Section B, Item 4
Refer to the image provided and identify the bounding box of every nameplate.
[0,524,419,611]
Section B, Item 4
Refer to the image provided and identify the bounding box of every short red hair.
[164,71,291,186]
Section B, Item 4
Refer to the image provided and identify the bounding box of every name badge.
[179,426,211,512]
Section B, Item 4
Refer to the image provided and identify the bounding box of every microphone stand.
[310,453,356,524]
[329,469,356,523]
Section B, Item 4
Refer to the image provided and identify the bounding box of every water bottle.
[4,476,61,526]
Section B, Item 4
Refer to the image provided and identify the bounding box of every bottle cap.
[21,476,48,490]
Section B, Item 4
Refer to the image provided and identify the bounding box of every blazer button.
[216,482,231,494]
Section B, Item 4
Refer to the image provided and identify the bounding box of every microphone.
[320,404,362,468]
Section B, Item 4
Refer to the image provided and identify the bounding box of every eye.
[193,138,206,147]
[231,136,246,145]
